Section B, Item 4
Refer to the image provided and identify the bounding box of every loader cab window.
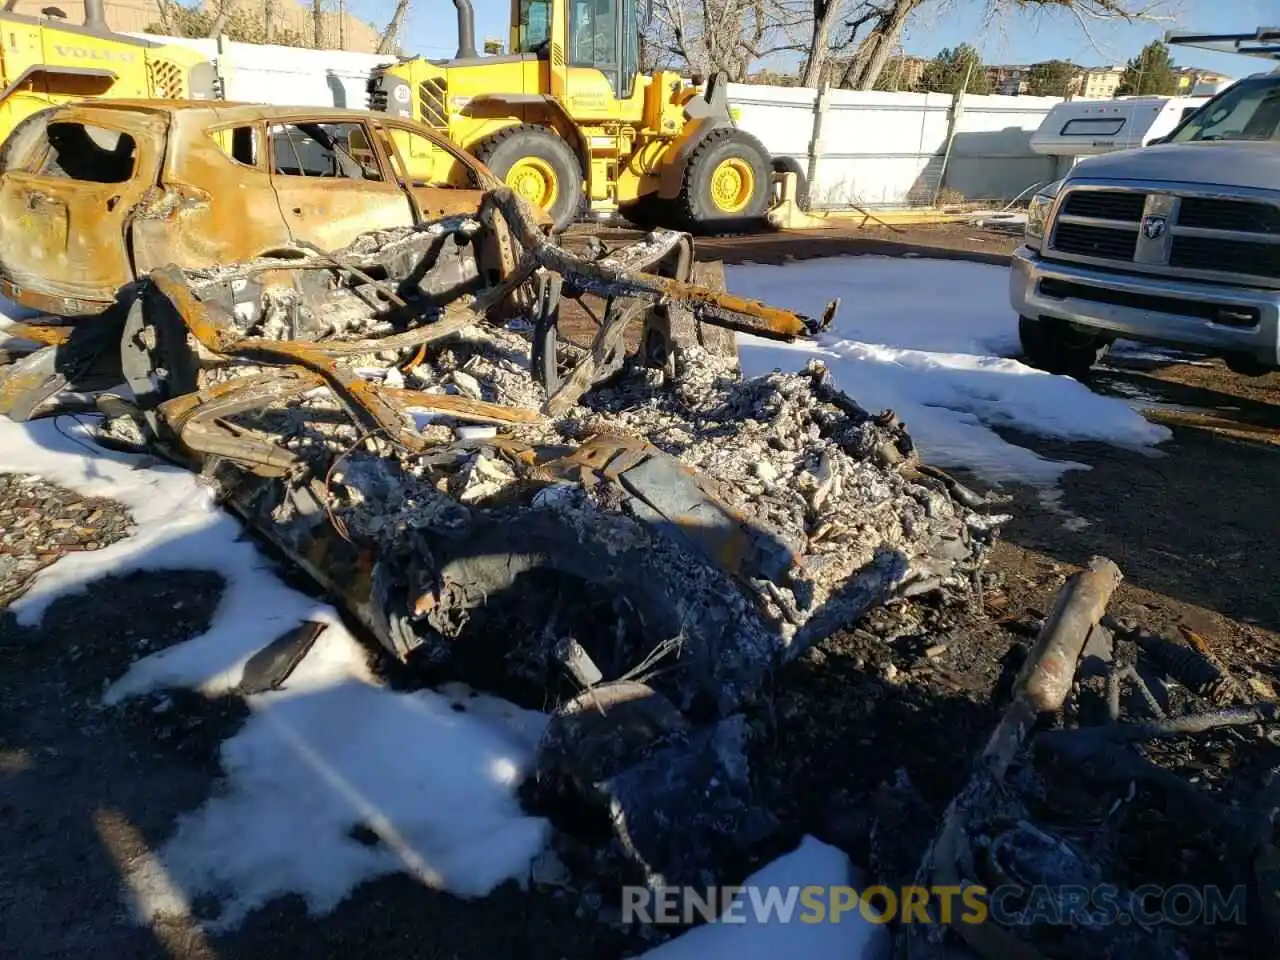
[568,0,638,97]
[517,0,551,52]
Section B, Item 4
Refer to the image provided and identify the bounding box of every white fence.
[728,83,1063,208]
[128,33,395,109]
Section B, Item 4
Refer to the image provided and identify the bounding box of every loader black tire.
[474,124,584,232]
[676,127,771,234]
[771,156,810,212]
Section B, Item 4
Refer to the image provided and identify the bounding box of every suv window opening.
[271,122,380,180]
[382,122,483,190]
[37,122,136,183]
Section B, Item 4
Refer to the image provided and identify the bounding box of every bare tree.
[312,0,323,47]
[647,0,807,81]
[206,0,237,37]
[830,0,919,90]
[378,0,409,54]
[154,0,178,33]
[816,0,1168,92]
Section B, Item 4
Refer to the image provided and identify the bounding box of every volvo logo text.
[1141,215,1168,240]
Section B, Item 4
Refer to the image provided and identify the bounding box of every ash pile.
[2,189,1006,898]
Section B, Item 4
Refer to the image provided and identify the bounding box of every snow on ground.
[727,257,1170,486]
[640,836,891,960]
[0,417,550,931]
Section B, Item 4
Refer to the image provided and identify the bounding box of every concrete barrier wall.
[728,83,1062,208]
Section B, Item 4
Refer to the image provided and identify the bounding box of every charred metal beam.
[484,187,836,341]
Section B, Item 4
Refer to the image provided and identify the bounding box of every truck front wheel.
[1018,316,1111,378]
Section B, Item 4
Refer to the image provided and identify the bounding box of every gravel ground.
[3,224,1279,959]
[0,473,132,606]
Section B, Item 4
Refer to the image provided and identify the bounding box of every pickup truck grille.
[1170,236,1280,277]
[1059,190,1145,222]
[1048,187,1280,281]
[1176,197,1280,234]
[1051,221,1138,260]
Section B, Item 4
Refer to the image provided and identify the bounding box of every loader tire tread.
[474,123,584,232]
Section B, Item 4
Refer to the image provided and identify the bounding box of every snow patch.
[1,417,325,698]
[126,671,550,932]
[640,836,891,960]
[727,257,1169,486]
[0,417,549,929]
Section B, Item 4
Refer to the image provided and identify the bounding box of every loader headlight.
[1025,180,1062,246]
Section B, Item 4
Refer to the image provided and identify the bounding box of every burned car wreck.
[1,188,1001,896]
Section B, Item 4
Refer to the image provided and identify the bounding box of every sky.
[351,0,1276,80]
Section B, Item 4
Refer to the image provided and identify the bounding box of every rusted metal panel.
[0,106,167,309]
[0,101,528,316]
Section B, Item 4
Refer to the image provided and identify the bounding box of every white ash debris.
[453,452,517,503]
[199,304,993,654]
[404,325,552,413]
[542,347,988,609]
[326,449,470,542]
[342,216,483,257]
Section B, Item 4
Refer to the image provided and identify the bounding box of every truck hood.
[1067,141,1280,193]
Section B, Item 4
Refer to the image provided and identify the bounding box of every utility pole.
[934,57,973,205]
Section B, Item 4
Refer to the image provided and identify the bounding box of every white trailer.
[1028,96,1211,177]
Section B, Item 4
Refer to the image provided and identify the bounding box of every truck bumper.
[1010,246,1280,367]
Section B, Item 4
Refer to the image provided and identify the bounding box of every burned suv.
[0,101,548,317]
[1011,71,1280,377]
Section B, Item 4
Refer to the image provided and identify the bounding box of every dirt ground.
[3,222,1279,959]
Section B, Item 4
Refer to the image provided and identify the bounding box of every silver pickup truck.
[1010,66,1280,377]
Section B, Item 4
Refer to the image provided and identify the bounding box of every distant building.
[986,64,1030,95]
[1078,66,1125,99]
[7,0,384,52]
[879,55,927,91]
[1173,66,1233,92]
[745,69,799,87]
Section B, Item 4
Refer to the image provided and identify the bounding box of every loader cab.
[512,0,641,99]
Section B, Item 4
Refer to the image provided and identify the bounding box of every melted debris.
[148,214,1007,895]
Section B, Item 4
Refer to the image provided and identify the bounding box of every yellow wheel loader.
[366,0,800,232]
[0,0,218,142]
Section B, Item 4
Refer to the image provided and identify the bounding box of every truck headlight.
[1025,181,1062,245]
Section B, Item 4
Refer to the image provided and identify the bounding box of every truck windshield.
[1170,76,1280,142]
